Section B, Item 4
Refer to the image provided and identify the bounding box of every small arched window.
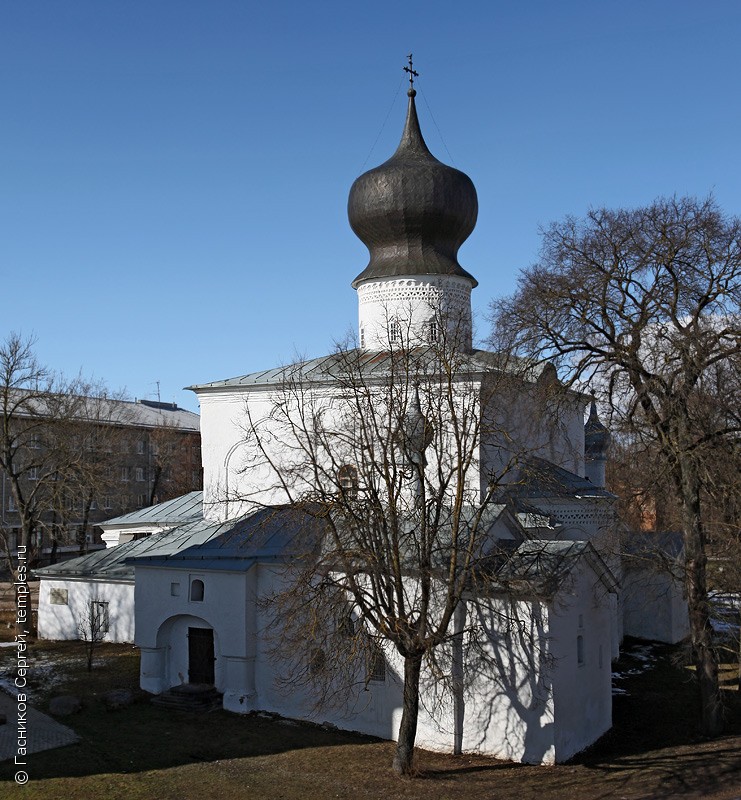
[338,465,359,500]
[428,320,438,343]
[190,579,205,602]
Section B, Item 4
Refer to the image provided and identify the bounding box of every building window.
[577,634,584,666]
[428,320,438,343]
[338,465,359,500]
[389,320,401,344]
[135,467,145,482]
[7,495,17,512]
[359,325,365,348]
[121,466,131,482]
[310,648,326,675]
[103,496,112,510]
[190,578,205,602]
[90,601,110,634]
[137,493,148,507]
[50,588,69,605]
[171,582,181,597]
[137,440,146,454]
[338,612,355,638]
[28,466,38,481]
[367,648,386,683]
[29,433,42,449]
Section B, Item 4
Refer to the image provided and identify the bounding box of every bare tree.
[45,385,133,555]
[491,196,741,736]
[78,598,109,671]
[147,421,202,505]
[233,315,583,774]
[0,333,87,634]
[0,334,136,630]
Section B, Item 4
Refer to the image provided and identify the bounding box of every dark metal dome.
[349,90,478,289]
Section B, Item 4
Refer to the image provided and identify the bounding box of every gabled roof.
[621,530,685,561]
[187,348,519,392]
[99,491,203,530]
[504,457,616,502]
[495,539,618,596]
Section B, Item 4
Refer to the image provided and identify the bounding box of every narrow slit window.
[367,649,386,683]
[338,465,359,500]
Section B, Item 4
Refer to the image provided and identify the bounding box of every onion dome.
[585,399,610,459]
[349,89,478,288]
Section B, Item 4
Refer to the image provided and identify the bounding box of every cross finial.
[403,53,419,93]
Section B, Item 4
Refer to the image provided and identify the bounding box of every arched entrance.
[155,614,219,689]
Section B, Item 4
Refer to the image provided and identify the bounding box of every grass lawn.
[0,638,739,800]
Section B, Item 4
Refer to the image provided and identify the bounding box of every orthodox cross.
[404,54,419,89]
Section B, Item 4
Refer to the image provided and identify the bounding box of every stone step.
[151,684,222,713]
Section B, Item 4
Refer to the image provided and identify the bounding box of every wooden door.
[187,627,215,685]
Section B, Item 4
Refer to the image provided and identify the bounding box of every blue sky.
[2,1,740,412]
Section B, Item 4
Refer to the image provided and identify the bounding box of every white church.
[35,77,688,766]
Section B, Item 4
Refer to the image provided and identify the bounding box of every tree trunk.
[392,653,423,776]
[679,454,723,737]
[78,494,93,554]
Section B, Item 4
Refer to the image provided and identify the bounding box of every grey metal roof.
[129,506,327,572]
[9,389,199,432]
[188,347,513,392]
[621,530,685,560]
[99,491,203,529]
[33,516,225,582]
[495,539,618,595]
[502,457,616,502]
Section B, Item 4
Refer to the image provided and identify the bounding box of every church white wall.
[481,385,586,484]
[135,565,252,696]
[136,556,612,765]
[549,565,613,762]
[250,567,559,761]
[456,598,557,764]
[37,578,135,643]
[356,275,472,351]
[199,379,488,521]
[621,565,689,644]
